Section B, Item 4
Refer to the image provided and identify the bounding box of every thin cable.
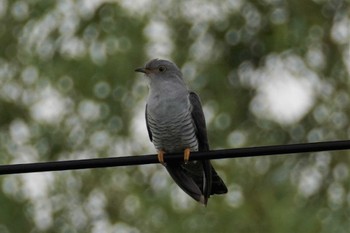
[0,140,349,175]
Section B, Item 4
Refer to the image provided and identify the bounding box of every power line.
[0,140,349,175]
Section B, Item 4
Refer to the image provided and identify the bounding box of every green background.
[0,0,349,232]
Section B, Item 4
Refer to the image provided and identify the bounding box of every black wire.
[0,140,349,175]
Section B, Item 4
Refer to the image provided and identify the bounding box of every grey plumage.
[135,59,227,204]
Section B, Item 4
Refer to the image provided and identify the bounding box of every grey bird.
[135,59,227,205]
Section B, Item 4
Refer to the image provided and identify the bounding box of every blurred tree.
[0,0,349,232]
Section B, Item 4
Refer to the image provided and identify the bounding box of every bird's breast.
[146,94,198,153]
[147,89,189,116]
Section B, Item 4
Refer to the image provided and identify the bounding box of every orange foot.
[157,150,166,166]
[184,148,191,164]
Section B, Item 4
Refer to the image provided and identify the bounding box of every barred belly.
[147,110,198,153]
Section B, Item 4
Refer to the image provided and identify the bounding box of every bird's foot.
[157,150,166,166]
[184,148,191,164]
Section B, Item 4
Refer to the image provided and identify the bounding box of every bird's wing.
[188,91,212,202]
[189,91,209,151]
[189,91,228,197]
[145,104,152,142]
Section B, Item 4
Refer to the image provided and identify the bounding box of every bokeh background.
[0,0,349,232]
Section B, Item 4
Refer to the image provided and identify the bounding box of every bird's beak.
[134,67,147,73]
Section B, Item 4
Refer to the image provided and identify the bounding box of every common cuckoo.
[135,59,227,204]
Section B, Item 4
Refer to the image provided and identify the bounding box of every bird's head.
[135,59,183,80]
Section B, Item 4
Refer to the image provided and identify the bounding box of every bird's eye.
[158,66,166,72]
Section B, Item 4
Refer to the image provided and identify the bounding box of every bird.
[135,59,227,205]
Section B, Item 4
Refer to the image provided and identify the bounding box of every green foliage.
[0,0,349,232]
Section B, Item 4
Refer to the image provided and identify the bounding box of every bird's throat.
[148,88,189,119]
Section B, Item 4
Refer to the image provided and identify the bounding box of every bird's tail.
[165,160,227,205]
[210,165,228,195]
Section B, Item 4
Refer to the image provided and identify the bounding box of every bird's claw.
[157,150,166,166]
[184,148,191,164]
